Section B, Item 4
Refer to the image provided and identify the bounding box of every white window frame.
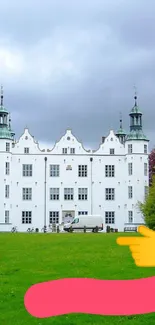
[128,186,133,199]
[50,188,59,200]
[144,144,147,154]
[105,188,115,200]
[144,186,149,200]
[62,148,67,154]
[5,184,9,198]
[78,165,87,177]
[105,165,115,177]
[22,188,32,200]
[5,162,10,175]
[128,144,133,154]
[144,163,148,176]
[78,188,88,200]
[49,211,59,224]
[6,142,10,152]
[70,148,75,154]
[50,165,60,177]
[110,148,115,155]
[5,210,10,223]
[22,211,32,224]
[128,211,133,223]
[105,211,115,224]
[22,164,32,177]
[64,188,74,200]
[24,147,29,154]
[128,162,133,176]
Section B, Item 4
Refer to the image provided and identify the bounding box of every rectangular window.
[144,144,147,154]
[50,165,59,177]
[22,188,32,200]
[6,142,10,152]
[105,188,115,200]
[78,165,87,177]
[50,188,59,200]
[49,211,59,224]
[5,210,9,223]
[64,188,74,200]
[62,148,67,154]
[128,211,133,223]
[128,162,133,176]
[105,165,115,177]
[5,162,10,175]
[128,186,133,199]
[144,186,149,200]
[128,144,133,154]
[78,188,88,200]
[24,147,29,154]
[22,164,32,176]
[70,148,75,154]
[22,211,32,224]
[105,211,115,224]
[5,185,9,198]
[110,148,115,155]
[78,211,88,215]
[144,163,148,176]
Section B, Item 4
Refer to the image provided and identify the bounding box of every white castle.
[0,87,149,232]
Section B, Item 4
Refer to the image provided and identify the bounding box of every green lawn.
[0,232,155,325]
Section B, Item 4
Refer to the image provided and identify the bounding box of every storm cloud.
[0,0,154,150]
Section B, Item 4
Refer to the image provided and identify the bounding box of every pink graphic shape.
[24,276,155,318]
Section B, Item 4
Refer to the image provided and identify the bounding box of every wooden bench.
[124,227,137,232]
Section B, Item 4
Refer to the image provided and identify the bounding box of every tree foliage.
[149,148,155,186]
[138,175,155,229]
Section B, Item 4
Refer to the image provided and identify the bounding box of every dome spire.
[119,112,123,129]
[134,85,137,106]
[1,85,3,107]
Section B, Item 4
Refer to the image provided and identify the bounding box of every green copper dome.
[0,105,9,114]
[116,128,127,135]
[126,130,148,141]
[130,105,142,115]
[0,126,13,139]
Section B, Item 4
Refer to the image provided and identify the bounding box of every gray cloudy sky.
[0,0,155,150]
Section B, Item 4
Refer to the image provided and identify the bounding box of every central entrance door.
[62,210,75,224]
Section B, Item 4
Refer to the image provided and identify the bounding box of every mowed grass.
[0,232,155,325]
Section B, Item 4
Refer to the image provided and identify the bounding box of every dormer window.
[24,147,29,154]
[62,148,67,154]
[67,137,70,140]
[110,148,115,155]
[70,148,75,154]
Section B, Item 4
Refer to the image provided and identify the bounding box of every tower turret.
[126,91,148,141]
[0,86,15,140]
[115,113,127,144]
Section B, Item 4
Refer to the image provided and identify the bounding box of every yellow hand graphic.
[117,226,155,267]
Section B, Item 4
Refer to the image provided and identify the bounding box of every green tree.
[149,148,155,186]
[138,175,155,229]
